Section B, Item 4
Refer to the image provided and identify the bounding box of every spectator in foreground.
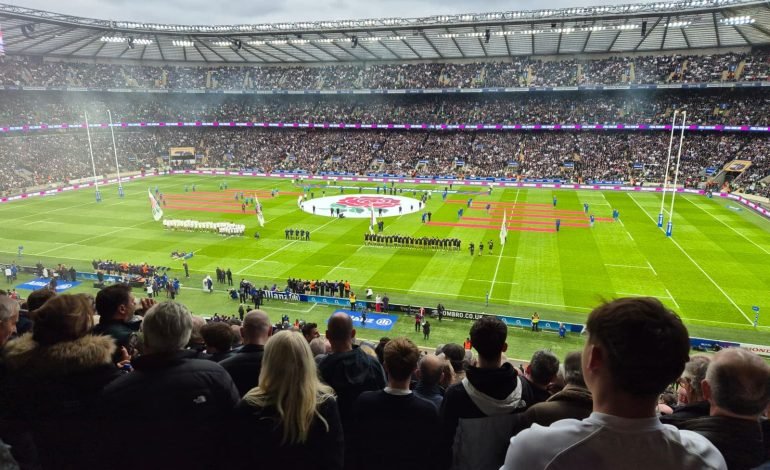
[661,355,711,425]
[0,296,19,349]
[679,348,770,470]
[521,350,560,407]
[318,313,386,430]
[93,284,142,362]
[200,321,236,362]
[351,337,440,470]
[17,288,57,336]
[510,351,592,436]
[414,353,448,408]
[501,297,726,470]
[230,331,343,470]
[97,301,240,470]
[302,322,320,343]
[219,310,271,396]
[319,312,386,469]
[438,316,530,470]
[2,294,121,469]
[438,342,467,385]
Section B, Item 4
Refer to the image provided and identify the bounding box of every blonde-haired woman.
[231,330,343,470]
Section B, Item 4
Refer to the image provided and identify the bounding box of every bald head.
[704,348,770,418]
[241,310,271,344]
[419,354,445,387]
[326,312,355,352]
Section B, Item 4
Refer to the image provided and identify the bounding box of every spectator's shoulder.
[663,426,728,469]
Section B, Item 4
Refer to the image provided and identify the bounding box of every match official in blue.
[584,202,589,213]
[556,219,561,232]
[590,214,595,227]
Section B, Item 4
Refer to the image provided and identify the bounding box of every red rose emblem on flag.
[336,196,401,209]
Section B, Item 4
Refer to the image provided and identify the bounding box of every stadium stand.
[2,0,770,466]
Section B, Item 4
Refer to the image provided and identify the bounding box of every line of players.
[468,240,496,256]
[364,233,462,250]
[284,228,311,241]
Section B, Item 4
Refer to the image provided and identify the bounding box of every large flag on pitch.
[148,188,163,221]
[499,210,508,245]
[254,194,265,227]
[369,205,376,234]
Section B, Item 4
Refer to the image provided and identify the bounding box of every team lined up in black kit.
[284,228,310,240]
[364,233,462,250]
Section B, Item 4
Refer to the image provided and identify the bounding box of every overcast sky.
[15,0,657,25]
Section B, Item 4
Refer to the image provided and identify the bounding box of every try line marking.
[627,193,752,325]
[682,196,770,256]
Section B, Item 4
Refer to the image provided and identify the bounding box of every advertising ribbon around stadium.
[330,309,398,331]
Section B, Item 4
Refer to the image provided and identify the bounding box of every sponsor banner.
[17,278,81,292]
[690,336,741,352]
[330,309,397,331]
[263,290,301,302]
[739,342,770,357]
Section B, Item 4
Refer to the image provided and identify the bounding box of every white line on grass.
[468,279,518,285]
[665,288,681,309]
[605,264,648,269]
[618,291,672,299]
[36,219,154,256]
[489,188,519,298]
[683,196,770,255]
[366,284,593,311]
[236,218,337,275]
[627,193,753,325]
[646,260,658,276]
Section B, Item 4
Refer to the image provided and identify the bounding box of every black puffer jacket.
[96,351,240,470]
[679,415,765,470]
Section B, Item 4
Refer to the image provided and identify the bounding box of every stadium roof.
[1,0,770,63]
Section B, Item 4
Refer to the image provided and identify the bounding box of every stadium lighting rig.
[100,36,153,45]
[720,15,755,25]
[172,40,194,47]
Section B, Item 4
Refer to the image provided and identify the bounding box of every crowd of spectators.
[2,50,770,90]
[1,289,769,469]
[3,90,770,128]
[2,125,769,196]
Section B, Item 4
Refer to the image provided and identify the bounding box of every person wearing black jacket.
[230,331,343,470]
[661,356,711,425]
[92,284,142,363]
[352,338,439,470]
[220,310,271,397]
[96,301,239,470]
[677,348,770,470]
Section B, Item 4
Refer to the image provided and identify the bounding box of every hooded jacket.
[438,362,533,470]
[318,345,386,428]
[1,334,121,469]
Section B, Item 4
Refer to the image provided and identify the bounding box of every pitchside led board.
[0,25,5,56]
[330,310,398,332]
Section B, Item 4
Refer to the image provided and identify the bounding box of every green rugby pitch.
[2,175,769,359]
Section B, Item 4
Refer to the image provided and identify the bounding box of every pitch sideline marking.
[665,288,681,309]
[683,196,770,256]
[489,188,519,299]
[627,193,753,325]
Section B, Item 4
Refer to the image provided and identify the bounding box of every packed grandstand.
[2,1,770,468]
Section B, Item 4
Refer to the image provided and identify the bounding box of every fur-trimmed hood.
[2,333,116,375]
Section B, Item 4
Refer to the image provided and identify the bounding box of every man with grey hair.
[219,310,271,396]
[661,356,711,425]
[97,301,239,470]
[0,296,20,349]
[679,348,770,470]
[522,349,561,407]
[510,351,593,436]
